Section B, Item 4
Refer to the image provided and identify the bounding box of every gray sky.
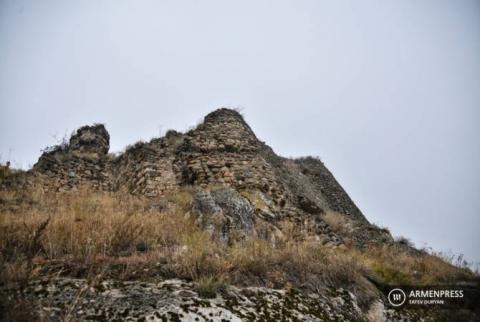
[1,0,479,266]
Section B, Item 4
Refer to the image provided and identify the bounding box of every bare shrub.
[395,236,414,247]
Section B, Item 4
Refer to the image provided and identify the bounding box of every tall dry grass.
[0,188,475,307]
[1,190,188,260]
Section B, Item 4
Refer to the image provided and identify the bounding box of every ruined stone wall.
[34,153,113,192]
[1,109,368,226]
[113,134,182,197]
[30,124,114,192]
[69,124,110,156]
[21,124,183,197]
[175,109,289,207]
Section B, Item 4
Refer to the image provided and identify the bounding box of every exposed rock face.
[191,188,256,241]
[210,188,255,235]
[11,277,431,322]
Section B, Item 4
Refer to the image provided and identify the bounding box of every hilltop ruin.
[2,108,393,246]
[1,109,478,322]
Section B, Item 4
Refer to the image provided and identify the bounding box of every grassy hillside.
[1,187,476,321]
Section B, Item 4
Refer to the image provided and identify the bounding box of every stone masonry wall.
[1,108,368,225]
[112,134,181,197]
[175,109,289,207]
[30,124,113,192]
[34,154,112,192]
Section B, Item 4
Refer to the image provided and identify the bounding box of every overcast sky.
[1,0,479,266]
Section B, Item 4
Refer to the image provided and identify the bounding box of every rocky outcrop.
[191,188,256,241]
[5,277,434,322]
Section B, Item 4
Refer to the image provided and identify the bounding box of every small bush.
[395,236,414,247]
[194,275,227,298]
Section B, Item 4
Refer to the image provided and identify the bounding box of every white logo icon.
[388,288,406,307]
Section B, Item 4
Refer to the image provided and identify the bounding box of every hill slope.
[0,108,478,321]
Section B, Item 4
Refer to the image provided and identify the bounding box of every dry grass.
[354,243,474,286]
[321,210,354,236]
[318,211,472,286]
[1,190,188,261]
[194,275,227,298]
[0,188,476,309]
[240,189,270,211]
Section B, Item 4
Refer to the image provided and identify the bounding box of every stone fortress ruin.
[1,108,392,246]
